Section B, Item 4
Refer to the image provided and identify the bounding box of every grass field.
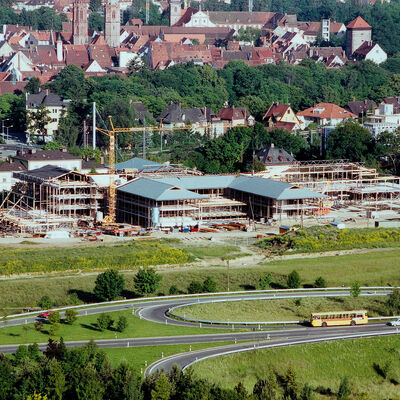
[174,296,391,322]
[103,342,236,373]
[1,248,399,313]
[259,226,400,254]
[0,310,234,345]
[192,335,400,399]
[0,240,192,275]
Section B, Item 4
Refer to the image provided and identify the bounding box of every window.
[52,118,57,122]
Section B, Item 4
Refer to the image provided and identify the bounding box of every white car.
[388,319,400,326]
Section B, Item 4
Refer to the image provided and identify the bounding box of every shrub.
[386,288,400,315]
[337,377,351,399]
[350,281,361,298]
[294,299,302,307]
[287,270,301,289]
[64,309,78,325]
[116,316,128,332]
[34,321,43,331]
[169,285,179,295]
[134,267,162,296]
[38,296,52,309]
[94,269,125,301]
[96,313,114,331]
[187,280,203,294]
[48,311,60,325]
[259,273,274,289]
[49,323,60,336]
[202,276,217,293]
[314,276,327,288]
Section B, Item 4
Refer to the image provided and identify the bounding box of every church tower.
[72,0,88,45]
[169,0,182,27]
[105,0,120,48]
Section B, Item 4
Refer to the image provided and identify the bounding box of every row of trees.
[0,6,66,30]
[0,339,356,400]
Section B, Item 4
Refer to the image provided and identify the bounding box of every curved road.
[1,288,398,376]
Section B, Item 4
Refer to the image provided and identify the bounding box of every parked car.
[387,319,400,326]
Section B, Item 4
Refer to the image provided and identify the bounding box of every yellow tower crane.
[96,118,246,224]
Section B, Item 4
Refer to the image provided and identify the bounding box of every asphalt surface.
[1,290,389,329]
[1,289,398,374]
[146,325,400,375]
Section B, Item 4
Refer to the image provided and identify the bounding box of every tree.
[287,270,301,289]
[48,311,61,325]
[202,276,217,293]
[350,281,361,298]
[187,280,203,294]
[26,104,51,143]
[253,371,278,400]
[94,269,125,301]
[34,321,44,331]
[89,0,101,11]
[151,374,171,400]
[300,384,314,400]
[38,295,52,309]
[314,277,327,288]
[96,313,114,331]
[133,267,161,296]
[64,309,78,325]
[376,130,400,175]
[337,376,351,400]
[116,316,128,332]
[282,366,299,400]
[45,357,66,400]
[169,285,179,295]
[327,121,374,162]
[127,56,149,76]
[386,288,400,315]
[49,323,60,336]
[259,273,274,289]
[24,77,41,94]
[49,64,86,100]
[88,12,104,31]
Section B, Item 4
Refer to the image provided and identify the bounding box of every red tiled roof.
[297,103,357,119]
[218,107,250,121]
[346,16,371,29]
[263,103,290,119]
[0,81,27,95]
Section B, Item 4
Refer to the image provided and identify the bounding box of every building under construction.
[0,165,105,234]
[116,175,324,228]
[258,160,400,211]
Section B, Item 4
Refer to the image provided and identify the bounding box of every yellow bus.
[310,310,368,327]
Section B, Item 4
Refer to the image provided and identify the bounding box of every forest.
[0,338,347,400]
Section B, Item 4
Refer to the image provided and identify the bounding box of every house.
[363,102,400,136]
[157,103,224,136]
[297,103,357,127]
[254,143,296,167]
[25,90,70,142]
[217,106,254,131]
[0,160,26,192]
[132,101,154,125]
[12,148,82,171]
[352,41,387,64]
[263,103,303,131]
[344,100,377,118]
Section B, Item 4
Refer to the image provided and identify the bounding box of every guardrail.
[4,286,398,320]
[178,330,400,373]
[166,292,396,326]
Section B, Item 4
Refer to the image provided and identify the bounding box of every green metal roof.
[155,175,237,190]
[117,178,208,201]
[229,176,325,200]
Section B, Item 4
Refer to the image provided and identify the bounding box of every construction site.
[1,115,400,237]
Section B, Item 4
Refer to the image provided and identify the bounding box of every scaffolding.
[258,160,400,211]
[0,169,105,234]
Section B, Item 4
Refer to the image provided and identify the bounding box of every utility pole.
[142,122,146,159]
[145,0,150,24]
[92,102,96,149]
